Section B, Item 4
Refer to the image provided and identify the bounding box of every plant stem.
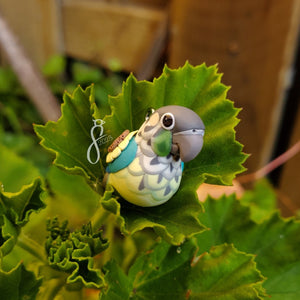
[17,232,47,263]
[238,139,300,183]
[37,277,66,300]
[90,205,110,231]
[102,214,116,265]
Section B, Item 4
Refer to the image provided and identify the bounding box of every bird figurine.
[105,105,205,207]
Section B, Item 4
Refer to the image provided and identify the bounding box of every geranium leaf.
[35,63,246,188]
[103,62,247,187]
[196,194,300,299]
[0,263,42,299]
[0,145,44,257]
[100,184,205,245]
[45,166,100,218]
[100,241,196,300]
[0,214,18,258]
[100,241,265,299]
[34,63,246,245]
[46,218,108,289]
[188,243,266,299]
[99,63,246,244]
[0,177,44,259]
[1,177,44,227]
[0,144,40,193]
[22,166,101,249]
[34,86,105,185]
[240,178,277,222]
[100,260,133,300]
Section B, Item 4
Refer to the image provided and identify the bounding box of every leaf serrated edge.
[99,185,177,243]
[163,62,248,185]
[100,185,205,245]
[191,243,268,299]
[1,177,45,226]
[34,85,100,182]
[0,262,43,298]
[66,257,105,289]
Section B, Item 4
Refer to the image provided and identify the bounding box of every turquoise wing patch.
[106,138,138,173]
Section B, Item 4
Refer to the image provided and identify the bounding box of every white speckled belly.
[107,148,183,207]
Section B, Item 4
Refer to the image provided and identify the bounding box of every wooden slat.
[0,0,62,67]
[62,0,168,79]
[169,0,300,172]
[127,0,169,9]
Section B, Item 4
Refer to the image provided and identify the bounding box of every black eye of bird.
[161,113,175,130]
[145,107,155,120]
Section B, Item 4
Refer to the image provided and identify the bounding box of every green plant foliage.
[1,177,44,227]
[45,218,109,290]
[35,63,245,245]
[0,145,45,226]
[69,61,123,117]
[45,166,100,218]
[103,63,247,187]
[0,67,19,93]
[240,178,277,222]
[0,66,42,130]
[0,144,40,193]
[187,244,266,299]
[0,262,42,300]
[101,184,205,245]
[0,133,52,176]
[100,260,132,299]
[42,55,66,78]
[0,145,45,261]
[34,86,105,184]
[0,146,44,258]
[2,61,299,300]
[197,195,300,299]
[72,62,104,85]
[0,214,18,258]
[0,178,44,257]
[100,241,265,299]
[18,166,102,252]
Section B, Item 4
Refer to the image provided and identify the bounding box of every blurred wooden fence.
[0,0,169,79]
[0,0,299,213]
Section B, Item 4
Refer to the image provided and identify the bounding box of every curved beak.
[173,129,204,162]
[155,105,205,162]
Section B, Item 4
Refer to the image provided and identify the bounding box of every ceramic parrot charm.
[105,105,205,207]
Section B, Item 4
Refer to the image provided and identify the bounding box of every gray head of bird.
[138,105,205,162]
